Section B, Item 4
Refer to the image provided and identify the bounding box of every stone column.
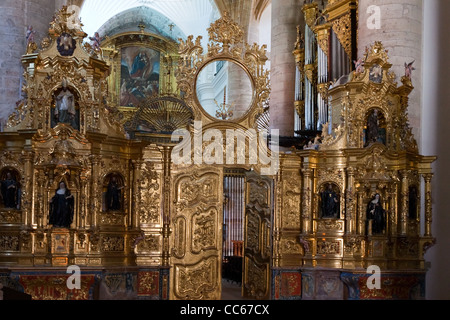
[358,0,423,145]
[0,0,56,125]
[269,0,303,138]
[422,0,450,300]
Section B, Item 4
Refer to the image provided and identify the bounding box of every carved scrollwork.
[282,176,301,229]
[317,239,341,255]
[0,234,20,251]
[101,236,125,252]
[174,257,218,300]
[244,260,268,299]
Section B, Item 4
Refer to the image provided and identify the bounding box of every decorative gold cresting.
[176,11,270,127]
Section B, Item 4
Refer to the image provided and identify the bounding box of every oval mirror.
[196,60,253,121]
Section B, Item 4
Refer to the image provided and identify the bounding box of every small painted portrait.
[57,32,76,56]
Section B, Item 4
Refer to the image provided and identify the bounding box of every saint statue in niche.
[49,181,74,228]
[409,186,418,220]
[366,109,379,145]
[320,183,340,219]
[105,175,124,211]
[1,171,19,209]
[366,193,386,235]
[365,109,386,147]
[53,80,79,130]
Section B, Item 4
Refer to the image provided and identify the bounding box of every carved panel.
[247,178,269,207]
[100,212,125,226]
[0,210,21,224]
[192,207,217,253]
[138,162,161,225]
[244,258,268,299]
[280,237,303,255]
[136,234,160,253]
[243,172,272,299]
[317,239,342,255]
[176,173,219,213]
[18,274,97,300]
[282,176,301,229]
[101,236,125,252]
[174,257,218,300]
[171,168,222,300]
[173,216,186,258]
[0,234,20,251]
[137,271,159,296]
[246,208,261,253]
[316,219,345,233]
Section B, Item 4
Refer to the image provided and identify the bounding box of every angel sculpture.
[405,60,416,80]
[353,58,365,73]
[89,32,101,51]
[26,26,35,45]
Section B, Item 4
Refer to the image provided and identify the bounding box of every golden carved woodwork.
[170,168,223,300]
[0,4,438,301]
[303,3,319,30]
[243,172,271,299]
[315,24,332,56]
[305,63,318,85]
[176,11,270,129]
[324,0,358,59]
[331,13,352,59]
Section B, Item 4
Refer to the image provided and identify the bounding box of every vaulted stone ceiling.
[79,0,220,41]
[76,0,270,41]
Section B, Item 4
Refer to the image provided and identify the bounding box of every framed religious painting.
[119,46,161,108]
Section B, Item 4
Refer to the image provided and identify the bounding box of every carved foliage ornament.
[331,13,352,59]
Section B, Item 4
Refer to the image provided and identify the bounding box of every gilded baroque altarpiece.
[0,5,436,300]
